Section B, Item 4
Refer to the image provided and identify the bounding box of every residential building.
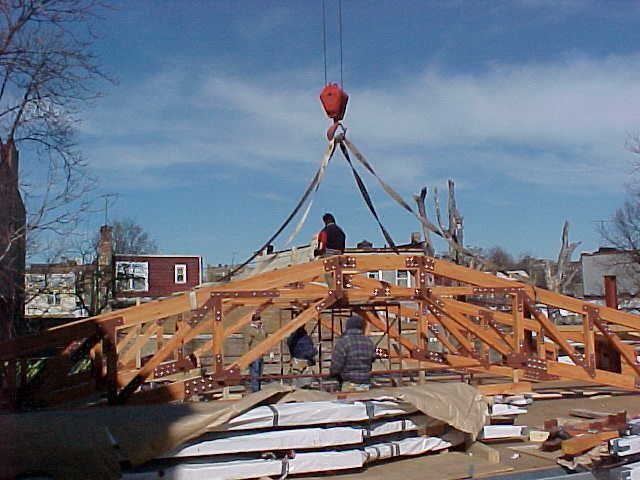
[0,139,26,339]
[24,262,93,322]
[114,254,202,306]
[581,247,640,310]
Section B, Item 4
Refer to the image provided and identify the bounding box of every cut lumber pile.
[531,409,640,473]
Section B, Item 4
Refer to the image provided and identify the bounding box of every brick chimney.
[98,225,113,268]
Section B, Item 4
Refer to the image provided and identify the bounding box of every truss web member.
[313,213,346,257]
[245,313,267,392]
[330,315,376,392]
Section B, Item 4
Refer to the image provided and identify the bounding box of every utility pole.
[99,193,120,226]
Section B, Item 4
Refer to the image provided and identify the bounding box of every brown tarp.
[1,384,293,480]
[2,383,487,480]
[350,383,488,438]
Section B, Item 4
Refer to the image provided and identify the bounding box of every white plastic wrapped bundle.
[489,403,527,416]
[161,426,363,458]
[125,450,365,480]
[124,433,462,480]
[363,432,464,463]
[226,400,414,431]
[161,417,420,458]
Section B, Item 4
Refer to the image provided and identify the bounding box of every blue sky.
[75,0,640,266]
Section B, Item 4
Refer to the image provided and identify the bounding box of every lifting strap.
[342,137,481,262]
[338,141,398,253]
[224,140,338,280]
[285,136,336,245]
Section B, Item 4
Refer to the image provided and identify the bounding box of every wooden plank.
[547,361,639,391]
[512,292,525,352]
[468,441,500,464]
[582,311,596,373]
[561,430,618,456]
[477,382,533,396]
[569,409,618,419]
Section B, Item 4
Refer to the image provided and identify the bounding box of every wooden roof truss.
[1,253,640,409]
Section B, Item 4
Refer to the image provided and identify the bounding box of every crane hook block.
[320,83,349,140]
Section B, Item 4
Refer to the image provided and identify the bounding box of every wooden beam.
[426,296,512,356]
[523,295,586,369]
[119,321,162,366]
[232,297,336,370]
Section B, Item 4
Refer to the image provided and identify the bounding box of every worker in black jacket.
[314,213,346,257]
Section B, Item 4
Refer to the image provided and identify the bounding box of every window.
[116,261,149,292]
[366,271,382,280]
[175,264,187,284]
[47,293,61,305]
[396,270,411,288]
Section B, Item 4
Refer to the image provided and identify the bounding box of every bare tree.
[484,246,515,270]
[413,179,476,265]
[594,135,640,294]
[600,193,640,262]
[0,0,110,264]
[111,219,158,255]
[544,221,581,293]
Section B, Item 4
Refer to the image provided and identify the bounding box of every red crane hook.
[319,83,349,140]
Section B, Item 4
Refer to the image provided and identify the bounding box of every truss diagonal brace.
[231,296,337,371]
[585,305,640,379]
[424,295,513,357]
[522,295,589,372]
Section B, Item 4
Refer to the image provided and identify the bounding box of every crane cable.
[222,140,337,280]
[338,0,344,88]
[338,140,398,252]
[322,0,327,85]
[321,0,345,87]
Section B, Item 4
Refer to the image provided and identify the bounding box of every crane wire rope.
[338,0,344,87]
[322,0,328,85]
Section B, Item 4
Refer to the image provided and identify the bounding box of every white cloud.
[81,53,640,193]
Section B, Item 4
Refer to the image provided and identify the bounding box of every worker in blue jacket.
[287,326,316,389]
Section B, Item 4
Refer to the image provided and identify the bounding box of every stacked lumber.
[123,399,466,479]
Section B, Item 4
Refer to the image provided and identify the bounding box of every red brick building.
[0,139,26,340]
[114,254,202,305]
